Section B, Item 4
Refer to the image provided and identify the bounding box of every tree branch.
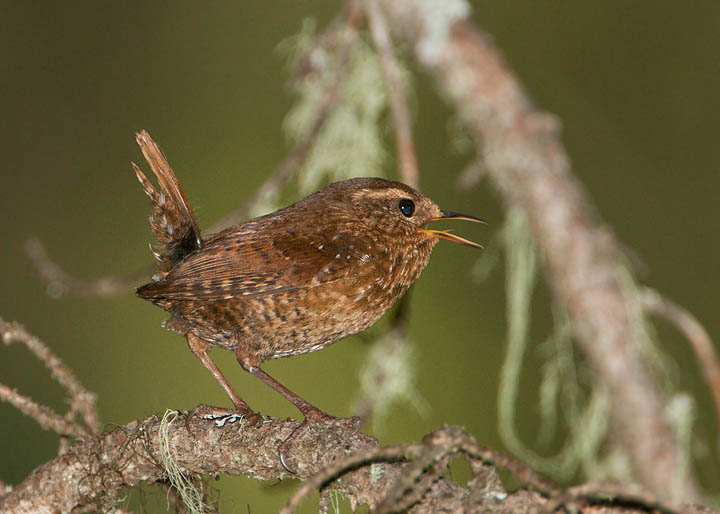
[374,0,702,502]
[1,413,699,514]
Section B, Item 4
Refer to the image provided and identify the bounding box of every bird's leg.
[236,351,360,474]
[187,333,254,414]
[236,353,333,421]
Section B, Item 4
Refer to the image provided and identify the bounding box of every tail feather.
[133,130,201,275]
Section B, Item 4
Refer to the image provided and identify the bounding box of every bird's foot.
[279,409,361,475]
[185,403,264,434]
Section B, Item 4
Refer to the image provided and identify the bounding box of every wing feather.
[137,222,365,301]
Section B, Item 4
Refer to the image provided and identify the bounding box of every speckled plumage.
[133,131,482,419]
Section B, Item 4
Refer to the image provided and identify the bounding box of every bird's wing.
[137,222,370,301]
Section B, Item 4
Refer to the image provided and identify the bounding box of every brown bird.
[133,130,483,423]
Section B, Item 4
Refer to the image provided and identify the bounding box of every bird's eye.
[398,198,415,217]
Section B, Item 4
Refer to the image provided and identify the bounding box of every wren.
[133,130,483,422]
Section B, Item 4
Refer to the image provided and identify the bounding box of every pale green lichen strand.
[355,331,429,432]
[281,22,389,195]
[158,410,211,514]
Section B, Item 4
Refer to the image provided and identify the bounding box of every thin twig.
[455,437,557,496]
[1,318,100,435]
[280,444,416,514]
[641,287,720,451]
[366,0,419,189]
[25,237,151,297]
[376,445,451,514]
[547,481,686,514]
[282,425,557,514]
[0,383,86,438]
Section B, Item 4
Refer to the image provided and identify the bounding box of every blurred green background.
[1,1,719,511]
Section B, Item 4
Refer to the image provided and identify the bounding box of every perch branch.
[1,413,695,514]
[375,0,700,501]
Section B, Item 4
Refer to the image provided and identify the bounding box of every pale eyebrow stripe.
[355,188,413,199]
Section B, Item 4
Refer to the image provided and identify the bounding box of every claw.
[184,404,261,435]
[279,450,297,475]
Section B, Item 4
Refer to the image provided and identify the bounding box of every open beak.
[419,210,485,249]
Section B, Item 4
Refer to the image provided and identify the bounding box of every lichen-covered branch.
[2,413,700,514]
